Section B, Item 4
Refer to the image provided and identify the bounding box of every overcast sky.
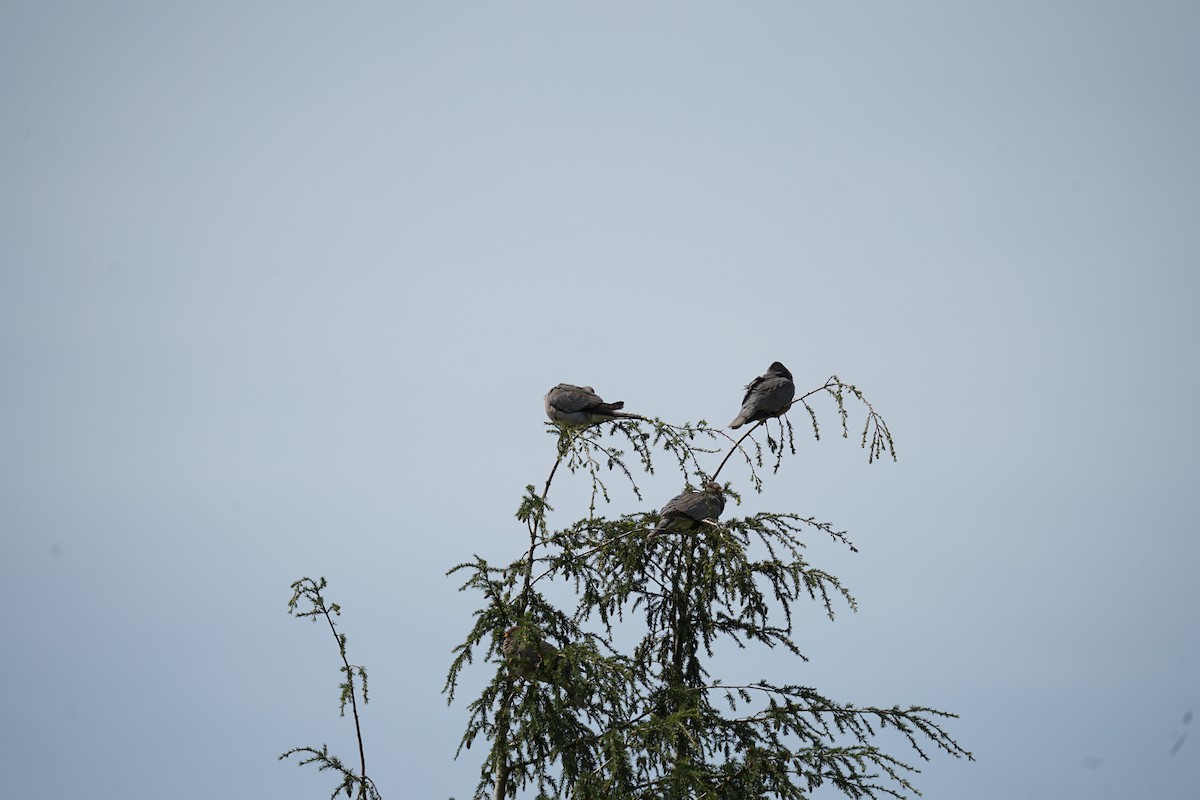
[2,3,1198,799]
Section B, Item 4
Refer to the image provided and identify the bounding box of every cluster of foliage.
[280,576,381,800]
[444,376,972,800]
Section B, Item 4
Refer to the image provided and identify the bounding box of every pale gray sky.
[2,3,1197,799]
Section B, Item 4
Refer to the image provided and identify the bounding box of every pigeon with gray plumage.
[653,481,726,534]
[502,626,588,701]
[728,362,795,429]
[502,625,561,682]
[545,383,645,428]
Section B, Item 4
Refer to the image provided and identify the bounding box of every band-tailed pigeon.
[653,481,726,534]
[728,362,795,429]
[544,383,644,428]
[502,625,562,683]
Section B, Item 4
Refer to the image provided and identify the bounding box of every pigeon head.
[767,362,793,380]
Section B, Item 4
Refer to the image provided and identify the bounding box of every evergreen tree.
[445,374,972,800]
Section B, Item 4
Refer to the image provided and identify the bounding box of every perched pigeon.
[545,383,644,428]
[502,625,562,683]
[728,362,795,429]
[653,481,726,534]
